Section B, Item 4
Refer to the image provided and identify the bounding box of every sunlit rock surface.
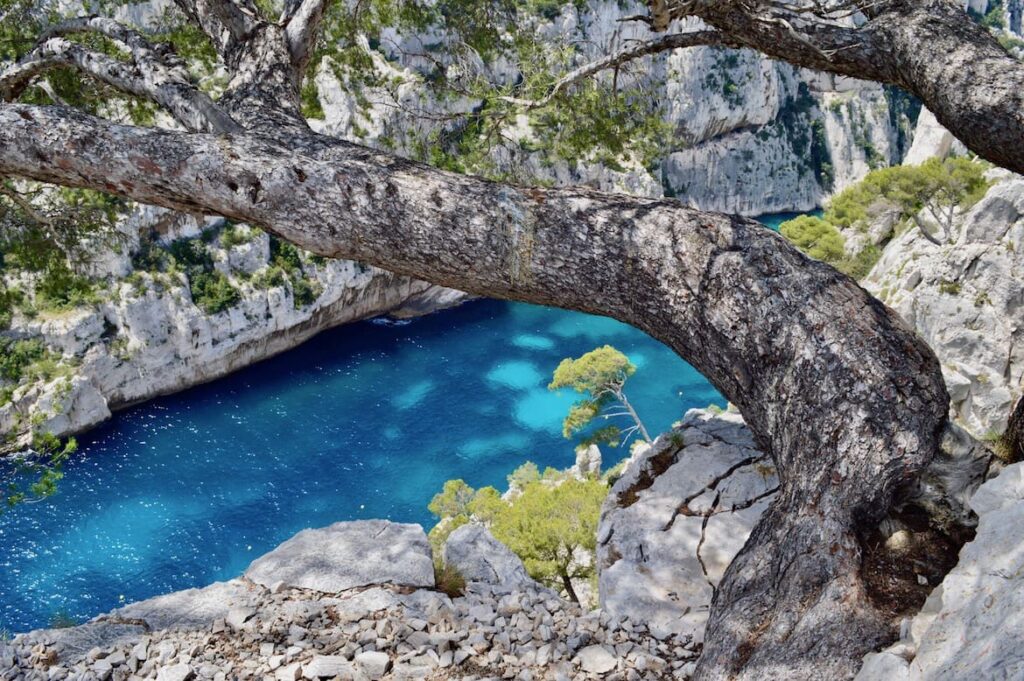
[0,213,466,451]
[2,520,701,679]
[597,409,777,642]
[245,520,436,593]
[864,174,1024,436]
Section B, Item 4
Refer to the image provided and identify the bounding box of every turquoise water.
[0,212,803,632]
[0,300,724,632]
[758,210,824,232]
[758,211,803,231]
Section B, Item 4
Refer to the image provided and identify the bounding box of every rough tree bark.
[0,2,969,678]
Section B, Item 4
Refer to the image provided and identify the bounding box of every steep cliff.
[311,0,918,215]
[863,171,1024,437]
[0,214,464,451]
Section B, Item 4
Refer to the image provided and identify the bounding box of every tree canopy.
[781,157,992,277]
[549,345,651,446]
[427,469,607,603]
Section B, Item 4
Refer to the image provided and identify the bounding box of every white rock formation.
[571,444,602,480]
[902,108,963,166]
[596,404,993,656]
[855,462,1024,680]
[597,409,778,642]
[245,520,436,593]
[312,1,916,216]
[864,174,1024,436]
[0,224,466,451]
[443,524,538,591]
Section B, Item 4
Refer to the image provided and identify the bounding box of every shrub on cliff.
[168,238,242,315]
[2,431,76,512]
[781,157,992,278]
[190,270,241,315]
[427,473,606,603]
[780,216,845,264]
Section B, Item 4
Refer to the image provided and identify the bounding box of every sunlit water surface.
[0,214,799,631]
[0,300,724,631]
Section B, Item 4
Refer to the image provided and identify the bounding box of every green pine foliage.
[781,157,992,279]
[548,345,650,446]
[167,238,242,314]
[426,472,607,602]
[3,431,77,512]
[776,215,845,264]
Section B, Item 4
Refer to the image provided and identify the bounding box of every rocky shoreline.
[4,439,1023,681]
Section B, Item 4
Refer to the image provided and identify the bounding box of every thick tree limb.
[283,0,331,75]
[0,32,239,134]
[0,101,949,678]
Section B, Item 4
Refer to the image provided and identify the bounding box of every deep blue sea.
[0,213,800,632]
[0,300,725,631]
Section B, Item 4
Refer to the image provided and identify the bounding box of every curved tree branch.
[283,0,332,75]
[0,101,949,678]
[499,30,736,109]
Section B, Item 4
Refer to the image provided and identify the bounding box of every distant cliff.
[0,212,464,452]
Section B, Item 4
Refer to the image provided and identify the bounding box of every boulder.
[597,409,777,642]
[155,664,194,681]
[574,645,617,674]
[354,651,391,679]
[856,462,1024,680]
[443,524,537,590]
[301,655,353,679]
[245,520,435,593]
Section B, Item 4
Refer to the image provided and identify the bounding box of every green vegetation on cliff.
[780,157,991,279]
[427,470,607,603]
[3,431,76,512]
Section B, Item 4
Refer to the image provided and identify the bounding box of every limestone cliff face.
[311,0,917,216]
[863,172,1024,437]
[0,215,463,451]
[597,409,776,643]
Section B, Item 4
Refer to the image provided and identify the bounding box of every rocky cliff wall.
[0,214,465,452]
[863,171,1024,437]
[311,0,919,216]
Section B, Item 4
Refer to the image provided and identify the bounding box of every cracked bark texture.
[0,4,960,678]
